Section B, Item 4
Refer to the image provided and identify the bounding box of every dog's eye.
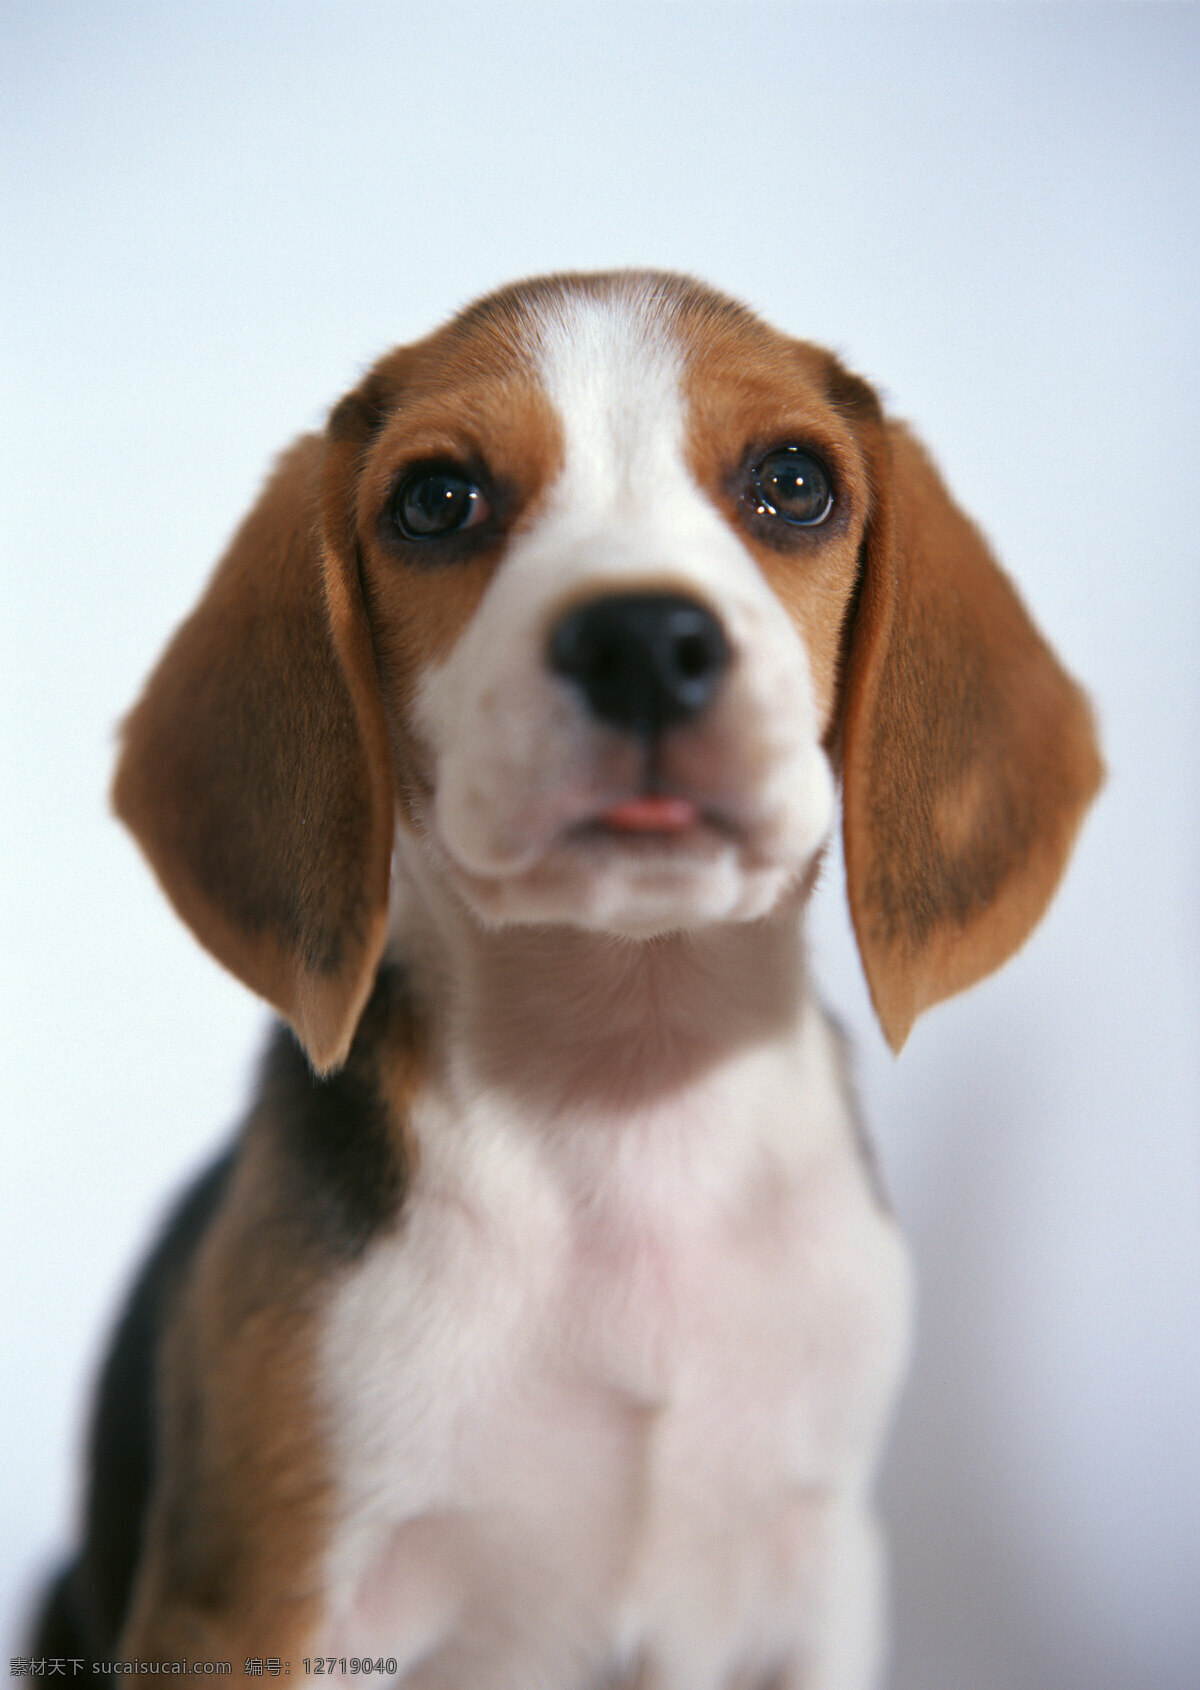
[751,448,833,527]
[393,467,490,539]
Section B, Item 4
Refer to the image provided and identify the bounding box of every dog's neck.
[387,837,815,1117]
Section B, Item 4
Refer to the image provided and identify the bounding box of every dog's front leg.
[117,1174,335,1669]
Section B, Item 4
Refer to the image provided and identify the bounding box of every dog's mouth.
[595,793,700,834]
[560,735,746,851]
[564,790,744,853]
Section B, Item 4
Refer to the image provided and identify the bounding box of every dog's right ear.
[113,416,395,1074]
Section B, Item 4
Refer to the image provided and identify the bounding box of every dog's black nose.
[547,592,730,735]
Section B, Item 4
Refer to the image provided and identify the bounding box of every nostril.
[675,632,714,681]
[587,632,624,686]
[548,592,730,735]
[660,606,727,691]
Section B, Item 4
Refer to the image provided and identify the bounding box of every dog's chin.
[431,819,813,938]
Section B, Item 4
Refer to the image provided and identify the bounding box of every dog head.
[113,272,1101,1070]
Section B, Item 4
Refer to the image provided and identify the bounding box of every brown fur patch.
[672,304,873,732]
[113,436,395,1072]
[841,423,1103,1047]
[321,313,564,808]
[120,975,424,1661]
[119,1164,330,1660]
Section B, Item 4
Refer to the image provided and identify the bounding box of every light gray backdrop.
[4,4,1198,1686]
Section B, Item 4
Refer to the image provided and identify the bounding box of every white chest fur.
[314,995,911,1690]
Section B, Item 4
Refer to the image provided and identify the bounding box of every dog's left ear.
[840,417,1103,1051]
[113,418,395,1073]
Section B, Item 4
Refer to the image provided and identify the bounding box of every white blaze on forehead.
[530,283,688,515]
[510,281,755,608]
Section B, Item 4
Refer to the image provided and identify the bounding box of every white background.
[3,4,1198,1686]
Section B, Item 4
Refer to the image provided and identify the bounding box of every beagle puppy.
[34,272,1101,1690]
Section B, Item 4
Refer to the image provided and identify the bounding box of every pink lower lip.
[598,796,701,833]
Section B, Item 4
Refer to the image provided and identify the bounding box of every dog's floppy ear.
[112,425,394,1073]
[841,419,1103,1051]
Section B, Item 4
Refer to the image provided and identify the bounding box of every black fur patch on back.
[262,962,411,1261]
